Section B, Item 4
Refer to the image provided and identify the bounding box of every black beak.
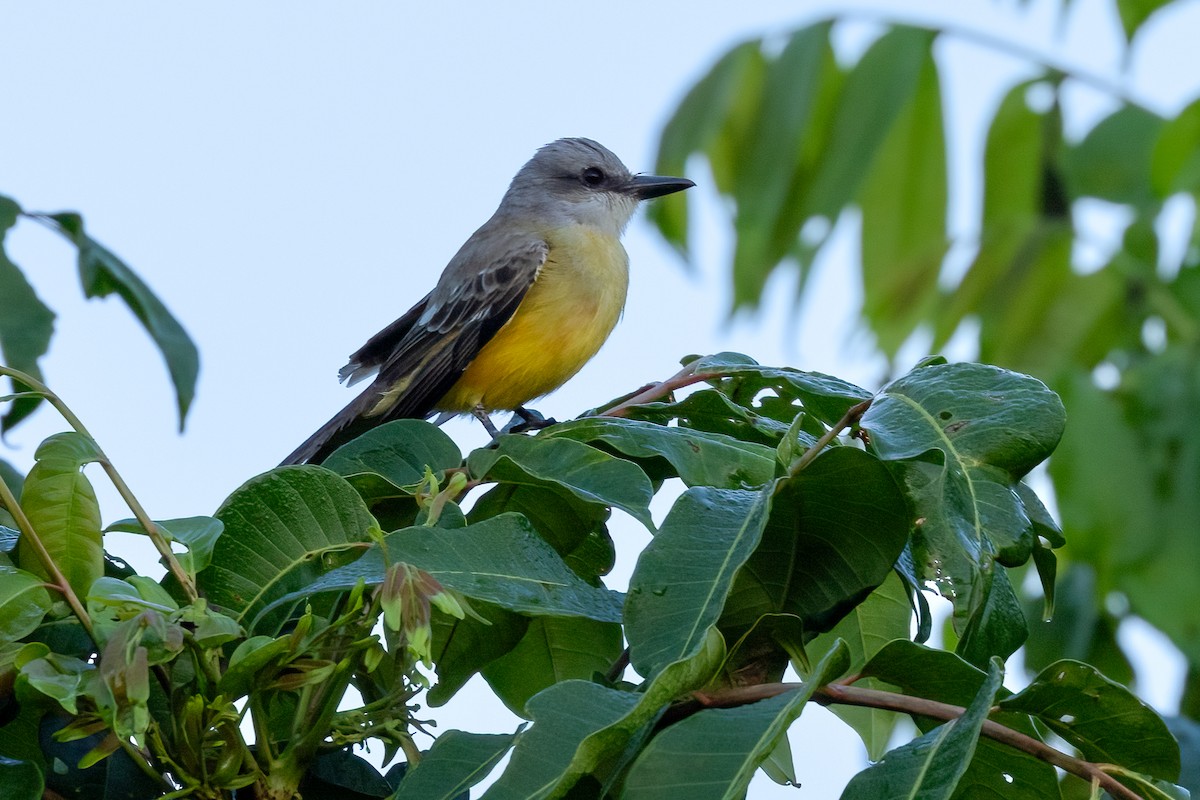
[622,174,696,200]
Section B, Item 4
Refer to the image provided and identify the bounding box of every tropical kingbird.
[282,138,694,465]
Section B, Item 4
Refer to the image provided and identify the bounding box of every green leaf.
[806,26,935,222]
[217,634,292,699]
[1152,96,1200,196]
[544,417,776,489]
[650,38,765,257]
[0,197,55,433]
[840,659,1004,800]
[323,419,463,504]
[479,681,643,800]
[858,36,948,357]
[482,616,622,717]
[621,641,850,800]
[999,660,1180,780]
[954,566,1028,668]
[198,466,376,633]
[862,362,1064,643]
[16,432,104,599]
[801,572,911,759]
[45,212,198,428]
[721,447,911,639]
[393,730,517,800]
[686,352,872,427]
[469,483,613,584]
[625,486,771,679]
[106,516,223,575]
[428,603,529,707]
[1115,0,1174,42]
[0,755,43,800]
[269,513,623,623]
[729,22,838,307]
[468,435,654,528]
[0,566,51,643]
[482,632,724,800]
[1065,104,1165,207]
[936,79,1052,348]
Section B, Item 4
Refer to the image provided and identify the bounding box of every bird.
[281,137,694,465]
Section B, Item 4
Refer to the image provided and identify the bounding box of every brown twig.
[691,681,1143,800]
[786,398,872,478]
[598,360,722,418]
[0,366,199,602]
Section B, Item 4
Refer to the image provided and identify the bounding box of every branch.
[786,398,872,478]
[692,681,1145,800]
[597,359,722,418]
[0,366,199,602]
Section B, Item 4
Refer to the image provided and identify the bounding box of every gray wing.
[281,233,548,464]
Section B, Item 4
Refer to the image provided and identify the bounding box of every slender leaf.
[106,516,223,575]
[625,486,771,679]
[859,36,947,357]
[0,196,54,433]
[45,212,198,428]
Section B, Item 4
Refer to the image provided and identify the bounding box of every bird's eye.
[581,166,605,187]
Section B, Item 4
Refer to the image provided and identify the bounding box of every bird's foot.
[505,406,558,434]
[470,405,501,439]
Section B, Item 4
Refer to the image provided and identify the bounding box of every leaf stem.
[692,680,1145,800]
[597,360,719,418]
[787,399,872,478]
[0,366,199,601]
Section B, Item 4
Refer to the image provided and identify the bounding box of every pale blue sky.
[3,1,1197,795]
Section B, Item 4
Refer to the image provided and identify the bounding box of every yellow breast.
[437,225,629,412]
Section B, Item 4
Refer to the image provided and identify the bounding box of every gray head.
[500,138,694,234]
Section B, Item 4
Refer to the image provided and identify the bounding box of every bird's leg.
[470,404,501,438]
[507,405,558,434]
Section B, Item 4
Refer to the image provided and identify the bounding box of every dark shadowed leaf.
[721,447,910,641]
[392,730,516,800]
[0,197,54,433]
[482,616,622,717]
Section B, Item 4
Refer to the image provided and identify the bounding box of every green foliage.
[2,344,1183,798]
[655,7,1200,794]
[0,198,198,434]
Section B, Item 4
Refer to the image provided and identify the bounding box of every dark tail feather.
[280,393,383,466]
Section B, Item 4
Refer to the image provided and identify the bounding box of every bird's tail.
[279,392,383,466]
